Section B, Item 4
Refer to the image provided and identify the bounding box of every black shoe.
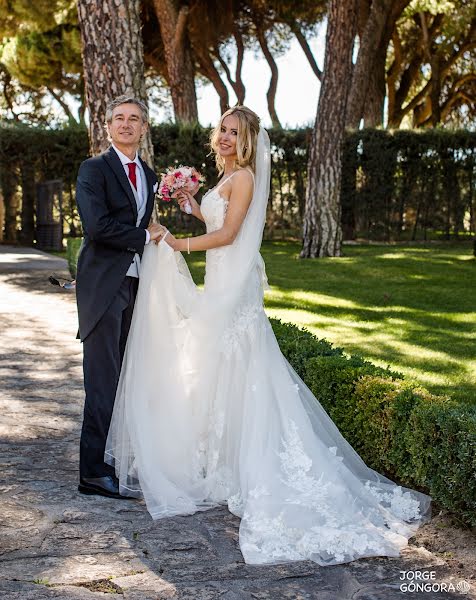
[78,475,131,500]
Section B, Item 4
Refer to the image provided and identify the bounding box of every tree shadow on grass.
[260,242,476,403]
[266,295,473,356]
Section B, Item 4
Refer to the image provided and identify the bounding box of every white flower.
[178,166,192,177]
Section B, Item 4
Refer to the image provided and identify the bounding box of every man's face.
[107,103,147,148]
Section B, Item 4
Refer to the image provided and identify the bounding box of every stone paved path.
[0,245,474,600]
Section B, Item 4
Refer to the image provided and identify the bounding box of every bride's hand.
[186,181,200,196]
[174,190,201,218]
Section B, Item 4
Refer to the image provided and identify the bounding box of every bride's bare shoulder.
[232,168,254,188]
[221,168,254,203]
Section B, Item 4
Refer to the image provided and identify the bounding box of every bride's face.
[218,114,239,159]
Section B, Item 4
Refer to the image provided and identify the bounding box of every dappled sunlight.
[266,292,475,335]
[369,358,458,391]
[266,287,361,310]
[266,306,377,333]
[447,313,476,325]
[407,274,431,280]
[266,305,471,366]
[456,255,475,262]
[265,300,476,403]
[384,317,408,326]
[192,241,476,401]
[376,253,413,260]
[365,335,465,368]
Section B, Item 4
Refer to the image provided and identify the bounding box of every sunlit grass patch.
[185,241,475,403]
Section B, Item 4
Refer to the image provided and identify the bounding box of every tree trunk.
[419,11,442,127]
[152,0,198,124]
[0,188,4,242]
[77,0,153,163]
[47,87,80,126]
[363,46,386,127]
[78,79,87,127]
[4,195,19,243]
[1,170,19,244]
[232,27,246,103]
[388,12,447,129]
[429,55,442,126]
[346,0,394,129]
[19,162,35,245]
[256,28,282,128]
[214,26,246,104]
[350,0,411,129]
[193,46,229,114]
[203,63,229,114]
[290,23,322,81]
[387,28,402,128]
[301,0,358,258]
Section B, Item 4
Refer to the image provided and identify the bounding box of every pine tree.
[76,0,153,162]
[301,0,358,258]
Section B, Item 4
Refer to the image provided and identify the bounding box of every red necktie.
[127,162,137,190]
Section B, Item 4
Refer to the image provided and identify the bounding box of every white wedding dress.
[106,129,431,566]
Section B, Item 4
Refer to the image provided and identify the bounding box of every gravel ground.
[0,245,474,600]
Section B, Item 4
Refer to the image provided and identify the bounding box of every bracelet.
[187,237,190,254]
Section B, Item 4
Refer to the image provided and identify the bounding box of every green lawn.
[185,241,476,404]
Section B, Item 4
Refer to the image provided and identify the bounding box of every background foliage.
[343,128,476,240]
[1,123,474,242]
[1,0,474,129]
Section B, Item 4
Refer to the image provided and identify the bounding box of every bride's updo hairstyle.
[210,105,260,175]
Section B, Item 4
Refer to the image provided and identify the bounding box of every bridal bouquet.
[157,165,205,214]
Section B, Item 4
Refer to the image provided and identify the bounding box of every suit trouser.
[80,276,139,478]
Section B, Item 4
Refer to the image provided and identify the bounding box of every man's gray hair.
[105,95,149,124]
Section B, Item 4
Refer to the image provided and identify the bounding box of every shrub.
[66,237,82,278]
[304,356,401,469]
[269,318,344,379]
[270,319,476,527]
[407,400,476,524]
[384,385,432,481]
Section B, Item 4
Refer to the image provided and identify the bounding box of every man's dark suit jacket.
[75,146,157,341]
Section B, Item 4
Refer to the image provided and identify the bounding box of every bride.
[106,105,431,566]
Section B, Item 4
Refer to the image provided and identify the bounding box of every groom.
[75,95,164,499]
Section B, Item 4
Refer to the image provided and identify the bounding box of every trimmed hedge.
[343,128,476,241]
[1,123,474,243]
[66,237,82,278]
[270,317,476,527]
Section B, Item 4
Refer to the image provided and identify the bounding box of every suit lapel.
[103,147,138,221]
[139,156,157,226]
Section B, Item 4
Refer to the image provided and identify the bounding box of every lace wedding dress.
[106,129,431,566]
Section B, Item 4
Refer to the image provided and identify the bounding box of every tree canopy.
[0,0,83,124]
[0,0,473,127]
[387,0,476,128]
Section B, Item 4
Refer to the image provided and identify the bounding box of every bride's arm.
[165,170,253,252]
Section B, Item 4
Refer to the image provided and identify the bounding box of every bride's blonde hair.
[210,105,260,175]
